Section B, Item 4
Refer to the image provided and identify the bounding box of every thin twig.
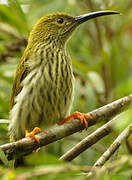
[85,155,132,179]
[16,164,90,180]
[87,123,132,178]
[0,95,131,162]
[59,116,120,161]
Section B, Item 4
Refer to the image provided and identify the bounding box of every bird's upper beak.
[74,11,120,25]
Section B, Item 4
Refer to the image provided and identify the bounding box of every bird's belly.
[39,74,74,127]
[9,65,74,140]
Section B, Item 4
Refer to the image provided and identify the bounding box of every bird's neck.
[28,35,66,52]
[25,37,69,71]
[34,38,67,57]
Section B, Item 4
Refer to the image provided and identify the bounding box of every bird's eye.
[57,18,64,24]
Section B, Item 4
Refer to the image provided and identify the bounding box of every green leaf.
[0,148,9,167]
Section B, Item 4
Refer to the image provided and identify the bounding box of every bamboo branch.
[0,95,131,162]
[87,123,132,178]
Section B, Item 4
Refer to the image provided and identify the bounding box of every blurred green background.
[0,0,132,179]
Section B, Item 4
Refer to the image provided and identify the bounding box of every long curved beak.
[74,11,120,24]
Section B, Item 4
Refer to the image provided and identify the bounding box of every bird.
[9,10,119,151]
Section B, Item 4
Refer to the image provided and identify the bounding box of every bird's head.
[28,11,119,47]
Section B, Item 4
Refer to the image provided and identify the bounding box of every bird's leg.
[58,112,92,129]
[25,127,41,145]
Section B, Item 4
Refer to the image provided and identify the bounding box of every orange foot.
[58,112,92,129]
[25,127,41,145]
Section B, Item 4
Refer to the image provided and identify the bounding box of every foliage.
[0,0,132,179]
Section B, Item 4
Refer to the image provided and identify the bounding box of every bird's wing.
[10,56,30,110]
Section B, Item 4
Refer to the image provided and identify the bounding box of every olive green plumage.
[9,12,75,141]
[9,11,119,141]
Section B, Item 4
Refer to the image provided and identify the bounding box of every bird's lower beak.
[74,11,120,25]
